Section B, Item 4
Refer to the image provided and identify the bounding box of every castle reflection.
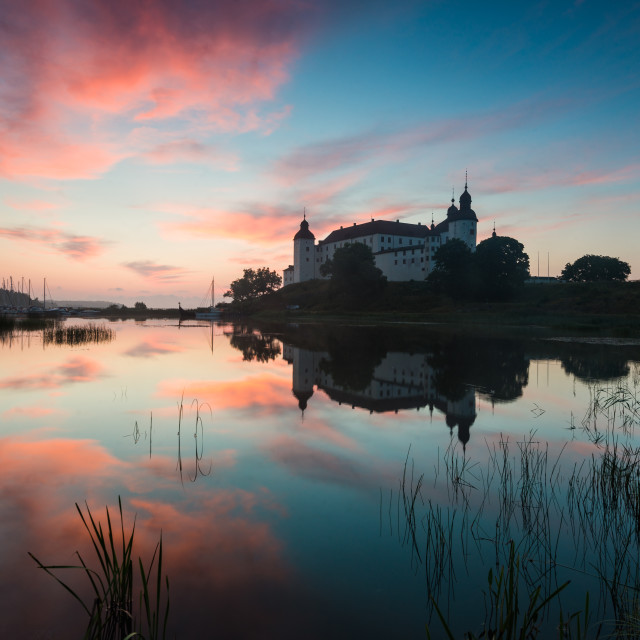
[225,323,640,447]
[283,345,477,446]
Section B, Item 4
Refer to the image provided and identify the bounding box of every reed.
[425,541,594,639]
[390,412,640,637]
[29,496,169,640]
[42,322,115,346]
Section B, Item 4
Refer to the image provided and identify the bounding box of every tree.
[134,301,147,310]
[474,235,529,301]
[223,267,282,303]
[561,255,630,282]
[427,239,475,298]
[319,242,386,301]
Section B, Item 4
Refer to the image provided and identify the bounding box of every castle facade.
[283,180,479,285]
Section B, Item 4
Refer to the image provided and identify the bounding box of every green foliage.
[319,242,386,304]
[426,543,593,639]
[224,267,282,303]
[561,255,630,283]
[134,301,147,310]
[475,235,530,301]
[427,236,529,302]
[428,239,475,298]
[228,325,281,362]
[29,497,169,640]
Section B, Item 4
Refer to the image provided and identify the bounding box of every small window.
[409,239,413,245]
[403,259,406,264]
[306,258,309,262]
[411,258,415,264]
[399,238,403,244]
[394,260,398,265]
[306,246,309,252]
[470,228,474,235]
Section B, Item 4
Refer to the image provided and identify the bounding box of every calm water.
[1,319,639,638]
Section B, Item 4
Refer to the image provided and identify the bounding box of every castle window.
[306,246,309,252]
[394,260,397,265]
[399,238,403,244]
[306,258,309,262]
[411,258,415,264]
[470,228,474,235]
[409,239,413,245]
[403,259,406,264]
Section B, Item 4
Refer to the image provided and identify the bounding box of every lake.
[1,318,639,638]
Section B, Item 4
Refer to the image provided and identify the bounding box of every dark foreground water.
[1,319,639,638]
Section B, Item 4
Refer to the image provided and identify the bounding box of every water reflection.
[3,319,640,638]
[269,325,640,447]
[227,324,282,362]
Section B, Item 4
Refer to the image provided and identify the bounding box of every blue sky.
[1,0,638,305]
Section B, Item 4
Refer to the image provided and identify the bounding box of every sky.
[1,0,638,307]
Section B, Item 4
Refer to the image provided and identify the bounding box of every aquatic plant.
[42,321,115,346]
[29,497,169,640]
[426,546,596,639]
[388,416,640,637]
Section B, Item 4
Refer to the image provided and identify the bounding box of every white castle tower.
[445,173,478,251]
[293,214,316,283]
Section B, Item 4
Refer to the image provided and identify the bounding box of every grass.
[29,497,169,640]
[426,542,593,640]
[387,378,640,637]
[42,321,115,346]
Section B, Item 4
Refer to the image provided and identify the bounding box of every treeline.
[0,287,39,307]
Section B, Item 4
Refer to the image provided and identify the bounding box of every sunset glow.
[1,1,638,305]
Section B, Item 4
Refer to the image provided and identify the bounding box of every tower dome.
[459,187,472,210]
[447,198,459,218]
[294,215,315,240]
[457,172,478,221]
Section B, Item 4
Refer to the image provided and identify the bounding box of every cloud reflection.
[0,356,103,390]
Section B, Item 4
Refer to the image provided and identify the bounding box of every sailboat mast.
[43,278,46,310]
[212,277,214,309]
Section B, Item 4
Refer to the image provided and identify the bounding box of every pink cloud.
[0,225,106,260]
[143,139,238,170]
[481,162,640,195]
[0,0,311,179]
[272,96,576,184]
[4,198,59,212]
[122,260,190,281]
[264,434,384,489]
[2,406,66,419]
[125,339,184,358]
[0,356,103,390]
[162,205,304,244]
[157,375,293,414]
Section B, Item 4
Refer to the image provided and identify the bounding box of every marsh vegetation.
[391,375,640,638]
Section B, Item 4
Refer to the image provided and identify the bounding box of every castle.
[283,178,479,285]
